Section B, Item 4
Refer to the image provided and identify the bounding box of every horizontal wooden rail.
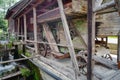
[0,55,40,64]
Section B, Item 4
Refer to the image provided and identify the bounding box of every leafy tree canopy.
[0,0,19,32]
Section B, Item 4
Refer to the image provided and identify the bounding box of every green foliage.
[20,68,30,77]
[25,52,31,57]
[0,0,19,32]
[0,19,7,31]
[18,49,22,54]
[7,41,13,48]
[27,61,43,80]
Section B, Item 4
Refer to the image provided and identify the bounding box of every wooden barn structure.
[5,0,120,80]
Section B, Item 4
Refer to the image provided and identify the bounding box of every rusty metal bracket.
[115,0,120,15]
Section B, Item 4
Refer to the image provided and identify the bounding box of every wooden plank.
[33,7,38,54]
[43,23,59,52]
[93,56,117,69]
[57,0,80,79]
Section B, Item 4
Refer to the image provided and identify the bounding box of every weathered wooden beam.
[93,0,116,13]
[37,2,86,23]
[57,0,80,79]
[33,7,38,54]
[87,0,94,79]
[42,23,59,52]
[37,8,60,23]
[0,55,40,64]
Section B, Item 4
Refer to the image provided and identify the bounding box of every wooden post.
[117,31,120,69]
[24,14,27,41]
[87,0,95,80]
[105,37,108,48]
[33,7,38,54]
[14,45,19,59]
[17,18,20,40]
[57,0,80,79]
[43,23,59,52]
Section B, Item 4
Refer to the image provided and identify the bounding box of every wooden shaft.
[57,0,80,79]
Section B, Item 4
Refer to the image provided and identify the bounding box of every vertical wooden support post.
[117,31,120,69]
[23,15,27,55]
[57,0,80,79]
[24,14,27,41]
[14,45,19,59]
[105,37,108,48]
[33,7,38,54]
[87,0,95,80]
[23,44,26,55]
[17,18,20,40]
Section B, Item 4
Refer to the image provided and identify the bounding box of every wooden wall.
[97,12,120,36]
